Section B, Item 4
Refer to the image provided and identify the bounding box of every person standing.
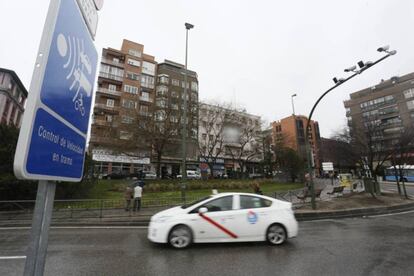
[133,184,143,212]
[124,186,133,211]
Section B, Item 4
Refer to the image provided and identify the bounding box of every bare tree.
[390,129,414,199]
[223,110,262,178]
[198,102,228,177]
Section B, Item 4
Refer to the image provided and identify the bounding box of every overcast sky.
[1,0,414,137]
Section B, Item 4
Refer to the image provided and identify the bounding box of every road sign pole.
[24,180,56,276]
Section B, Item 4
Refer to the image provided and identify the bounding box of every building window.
[100,64,124,80]
[105,115,113,122]
[124,84,139,94]
[191,81,198,92]
[181,81,190,89]
[120,131,132,140]
[128,49,141,58]
[202,133,207,140]
[404,88,414,99]
[108,84,117,91]
[122,116,134,124]
[171,91,178,98]
[141,75,155,89]
[142,61,156,76]
[126,71,140,81]
[407,100,414,110]
[158,75,169,84]
[127,58,141,67]
[172,79,180,86]
[106,99,115,107]
[156,85,168,96]
[156,99,166,108]
[122,99,137,109]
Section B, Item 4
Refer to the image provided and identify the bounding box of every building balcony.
[97,88,122,97]
[101,58,124,68]
[139,111,151,117]
[139,96,153,103]
[94,103,120,114]
[99,72,123,82]
[92,119,119,127]
[89,136,115,145]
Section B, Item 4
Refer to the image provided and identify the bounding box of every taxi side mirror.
[198,207,208,214]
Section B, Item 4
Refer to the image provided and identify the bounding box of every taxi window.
[239,195,272,209]
[197,196,233,213]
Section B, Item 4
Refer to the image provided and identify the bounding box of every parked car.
[143,171,157,179]
[148,192,298,249]
[249,173,264,179]
[177,171,201,180]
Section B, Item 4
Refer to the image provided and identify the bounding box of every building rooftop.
[347,71,414,101]
[0,67,28,96]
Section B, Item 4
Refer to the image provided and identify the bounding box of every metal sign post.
[23,181,56,276]
[12,0,101,275]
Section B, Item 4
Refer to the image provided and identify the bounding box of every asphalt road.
[1,211,414,276]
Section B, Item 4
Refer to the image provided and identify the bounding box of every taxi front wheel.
[266,224,287,245]
[168,225,192,249]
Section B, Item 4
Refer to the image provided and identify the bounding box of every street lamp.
[181,22,194,203]
[305,45,397,210]
[291,93,297,115]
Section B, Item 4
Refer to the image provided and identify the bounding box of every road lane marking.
[0,226,148,230]
[199,213,238,239]
[0,256,26,260]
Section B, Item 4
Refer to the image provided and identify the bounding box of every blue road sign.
[14,0,98,181]
[41,0,97,134]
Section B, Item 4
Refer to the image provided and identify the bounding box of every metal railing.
[1,184,344,221]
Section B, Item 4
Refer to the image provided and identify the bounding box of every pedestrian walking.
[252,181,263,195]
[124,186,133,211]
[133,183,143,212]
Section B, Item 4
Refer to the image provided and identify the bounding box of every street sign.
[322,162,334,171]
[14,0,98,182]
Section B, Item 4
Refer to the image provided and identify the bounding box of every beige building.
[0,68,27,127]
[198,103,262,177]
[344,72,414,152]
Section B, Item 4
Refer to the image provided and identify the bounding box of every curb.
[294,202,414,221]
[1,202,414,228]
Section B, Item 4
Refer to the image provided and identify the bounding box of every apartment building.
[199,103,262,177]
[89,41,200,177]
[0,68,27,127]
[271,115,321,173]
[344,72,414,153]
[89,40,156,176]
[153,60,199,177]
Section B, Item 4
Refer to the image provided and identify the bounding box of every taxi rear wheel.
[266,224,287,245]
[168,225,192,249]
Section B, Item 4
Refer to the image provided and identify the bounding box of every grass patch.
[88,179,304,200]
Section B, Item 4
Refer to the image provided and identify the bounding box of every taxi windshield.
[181,196,212,209]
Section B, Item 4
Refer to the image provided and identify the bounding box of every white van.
[177,170,201,179]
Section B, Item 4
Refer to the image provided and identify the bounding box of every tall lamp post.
[291,93,297,115]
[181,22,194,203]
[306,45,397,210]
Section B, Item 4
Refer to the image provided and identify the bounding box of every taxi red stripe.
[199,213,238,239]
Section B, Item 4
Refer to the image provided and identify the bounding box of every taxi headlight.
[153,216,173,223]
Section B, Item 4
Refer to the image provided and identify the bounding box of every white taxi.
[148,192,298,249]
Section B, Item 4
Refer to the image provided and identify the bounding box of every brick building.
[0,68,27,127]
[271,115,321,173]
